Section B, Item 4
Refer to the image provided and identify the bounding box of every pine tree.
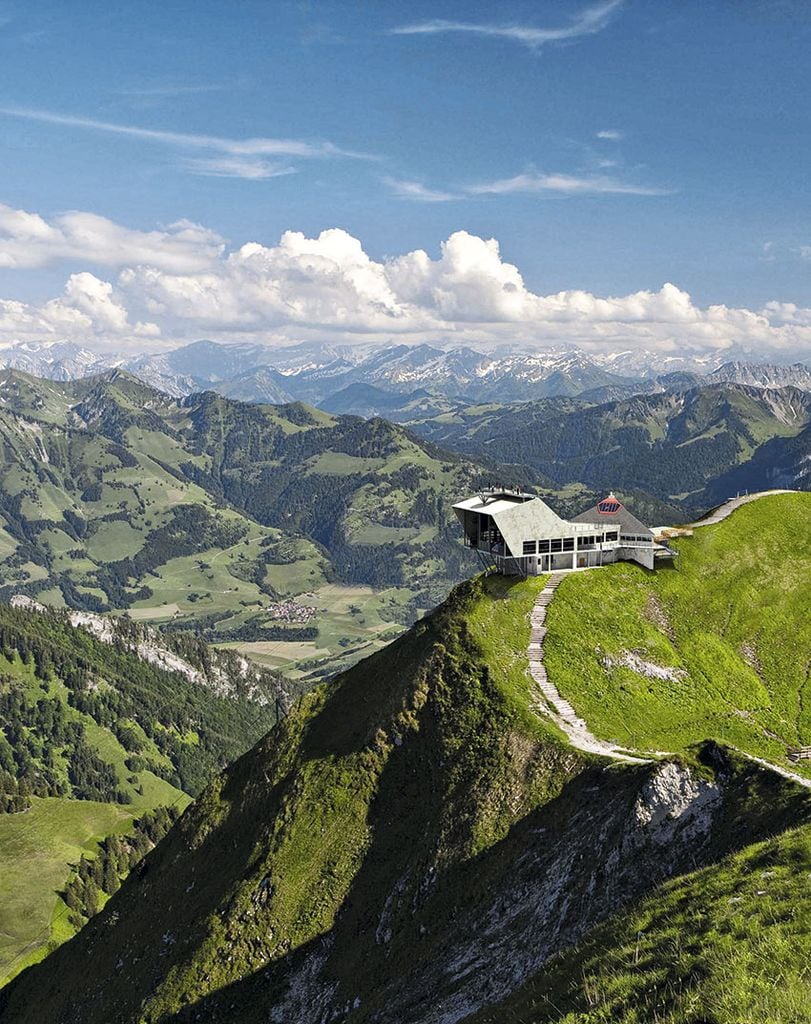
[83,880,99,919]
[102,854,119,896]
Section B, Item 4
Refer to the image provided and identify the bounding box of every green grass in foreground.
[470,823,811,1024]
[544,493,811,773]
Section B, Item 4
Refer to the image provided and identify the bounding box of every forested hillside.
[0,600,290,983]
[414,383,811,509]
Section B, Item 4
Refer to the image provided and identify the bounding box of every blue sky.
[0,0,809,357]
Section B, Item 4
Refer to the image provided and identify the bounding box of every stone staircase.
[528,574,587,727]
[527,572,646,763]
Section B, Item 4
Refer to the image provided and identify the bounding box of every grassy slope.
[0,798,147,985]
[0,650,185,987]
[3,557,811,1023]
[467,823,811,1024]
[544,493,811,774]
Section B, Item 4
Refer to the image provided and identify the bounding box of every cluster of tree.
[106,443,139,469]
[0,683,129,809]
[0,603,284,801]
[62,805,180,929]
[223,623,318,643]
[384,463,430,492]
[0,770,51,812]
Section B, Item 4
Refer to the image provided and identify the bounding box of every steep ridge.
[466,824,811,1024]
[3,505,811,1023]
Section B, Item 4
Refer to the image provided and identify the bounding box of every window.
[563,538,574,551]
[550,539,562,552]
[605,531,618,542]
[578,535,595,547]
[523,540,537,555]
[538,539,550,553]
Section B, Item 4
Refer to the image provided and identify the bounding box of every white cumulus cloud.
[0,272,157,343]
[0,211,809,359]
[0,203,225,272]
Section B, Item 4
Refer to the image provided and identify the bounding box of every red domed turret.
[596,493,623,515]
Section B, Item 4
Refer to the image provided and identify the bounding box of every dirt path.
[672,489,796,531]
[733,751,811,791]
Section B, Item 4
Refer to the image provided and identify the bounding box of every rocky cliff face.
[265,752,802,1024]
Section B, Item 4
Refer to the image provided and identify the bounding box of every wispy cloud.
[596,129,622,140]
[383,177,458,202]
[0,106,373,163]
[390,0,624,50]
[117,82,233,98]
[186,156,296,180]
[468,172,673,197]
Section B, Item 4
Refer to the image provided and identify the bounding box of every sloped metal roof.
[453,494,598,557]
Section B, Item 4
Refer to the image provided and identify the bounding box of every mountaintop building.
[453,488,674,575]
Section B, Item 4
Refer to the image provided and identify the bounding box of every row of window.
[579,532,619,546]
[521,532,619,555]
[620,534,652,544]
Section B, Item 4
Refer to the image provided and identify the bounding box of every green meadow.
[544,493,811,772]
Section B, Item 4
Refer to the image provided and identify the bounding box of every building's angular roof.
[571,493,653,537]
[453,490,593,557]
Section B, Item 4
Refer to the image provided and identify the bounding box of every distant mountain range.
[0,368,531,652]
[414,383,811,507]
[1,339,809,415]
